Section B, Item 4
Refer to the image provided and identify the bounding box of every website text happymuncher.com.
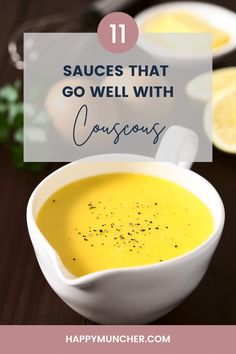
[65,334,171,344]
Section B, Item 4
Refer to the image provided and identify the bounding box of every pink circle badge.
[97,12,139,54]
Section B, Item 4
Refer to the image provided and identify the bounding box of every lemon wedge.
[187,67,236,102]
[207,86,236,153]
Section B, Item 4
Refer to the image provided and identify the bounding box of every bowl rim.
[26,160,225,286]
[134,1,236,60]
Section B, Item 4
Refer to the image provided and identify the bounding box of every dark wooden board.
[0,0,236,324]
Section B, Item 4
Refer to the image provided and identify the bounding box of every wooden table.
[0,0,236,325]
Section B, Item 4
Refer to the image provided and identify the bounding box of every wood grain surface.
[0,0,236,324]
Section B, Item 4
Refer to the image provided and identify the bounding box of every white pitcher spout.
[47,243,118,288]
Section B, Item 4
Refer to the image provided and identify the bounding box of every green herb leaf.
[11,143,47,172]
[0,80,47,172]
[25,162,47,173]
[7,102,23,126]
[14,80,21,91]
[11,143,24,169]
[14,127,23,143]
[0,103,7,113]
[0,112,9,143]
[0,84,19,102]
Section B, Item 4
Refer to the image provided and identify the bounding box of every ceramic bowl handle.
[155,126,198,170]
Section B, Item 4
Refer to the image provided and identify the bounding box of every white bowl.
[26,158,224,324]
[135,2,236,61]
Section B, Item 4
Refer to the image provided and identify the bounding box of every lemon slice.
[186,67,236,102]
[213,67,236,93]
[206,86,236,153]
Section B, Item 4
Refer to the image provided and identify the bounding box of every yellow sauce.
[37,173,214,277]
[142,11,230,50]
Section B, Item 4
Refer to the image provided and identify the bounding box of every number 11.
[110,24,126,44]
